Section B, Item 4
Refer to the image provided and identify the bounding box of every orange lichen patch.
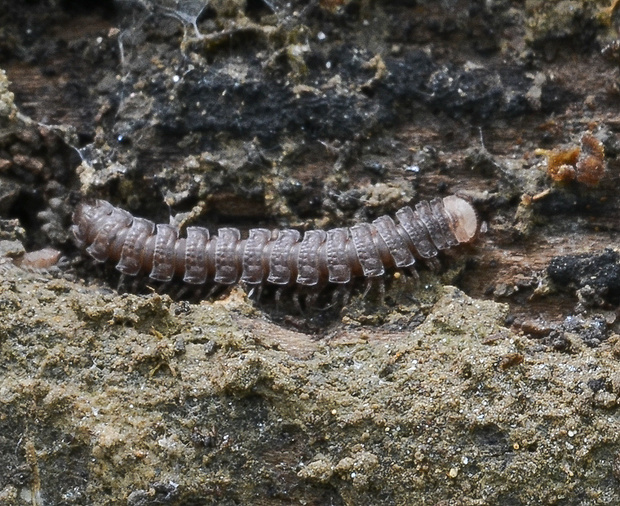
[575,133,606,185]
[536,133,606,186]
[548,162,576,183]
[537,146,580,183]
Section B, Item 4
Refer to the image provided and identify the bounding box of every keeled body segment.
[72,195,478,289]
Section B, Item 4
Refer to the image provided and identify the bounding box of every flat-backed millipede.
[72,195,479,294]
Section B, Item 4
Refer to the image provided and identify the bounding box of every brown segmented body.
[72,195,478,290]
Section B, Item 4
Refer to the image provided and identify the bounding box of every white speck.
[96,36,103,44]
[317,32,326,41]
[568,430,576,437]
[404,164,420,173]
[326,61,332,69]
[351,472,356,479]
[158,436,179,451]
[172,75,180,83]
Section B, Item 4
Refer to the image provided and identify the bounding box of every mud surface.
[2,0,620,504]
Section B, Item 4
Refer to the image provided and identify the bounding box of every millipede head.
[442,195,479,244]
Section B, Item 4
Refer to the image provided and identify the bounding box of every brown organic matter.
[541,132,606,186]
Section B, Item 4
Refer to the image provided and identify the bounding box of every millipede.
[72,195,479,300]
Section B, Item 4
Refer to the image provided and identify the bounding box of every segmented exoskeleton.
[72,195,478,292]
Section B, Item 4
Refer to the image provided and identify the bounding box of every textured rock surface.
[3,263,620,505]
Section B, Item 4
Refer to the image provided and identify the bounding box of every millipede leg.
[292,289,304,314]
[155,281,176,296]
[361,278,375,299]
[425,258,441,271]
[306,290,319,310]
[117,274,128,294]
[247,284,263,301]
[255,284,264,302]
[361,277,387,301]
[175,283,193,300]
[403,266,420,282]
[341,285,352,307]
[377,278,386,304]
[274,287,284,309]
[201,284,231,300]
[325,284,351,309]
[131,278,142,293]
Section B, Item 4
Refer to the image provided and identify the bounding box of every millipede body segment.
[72,195,478,289]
